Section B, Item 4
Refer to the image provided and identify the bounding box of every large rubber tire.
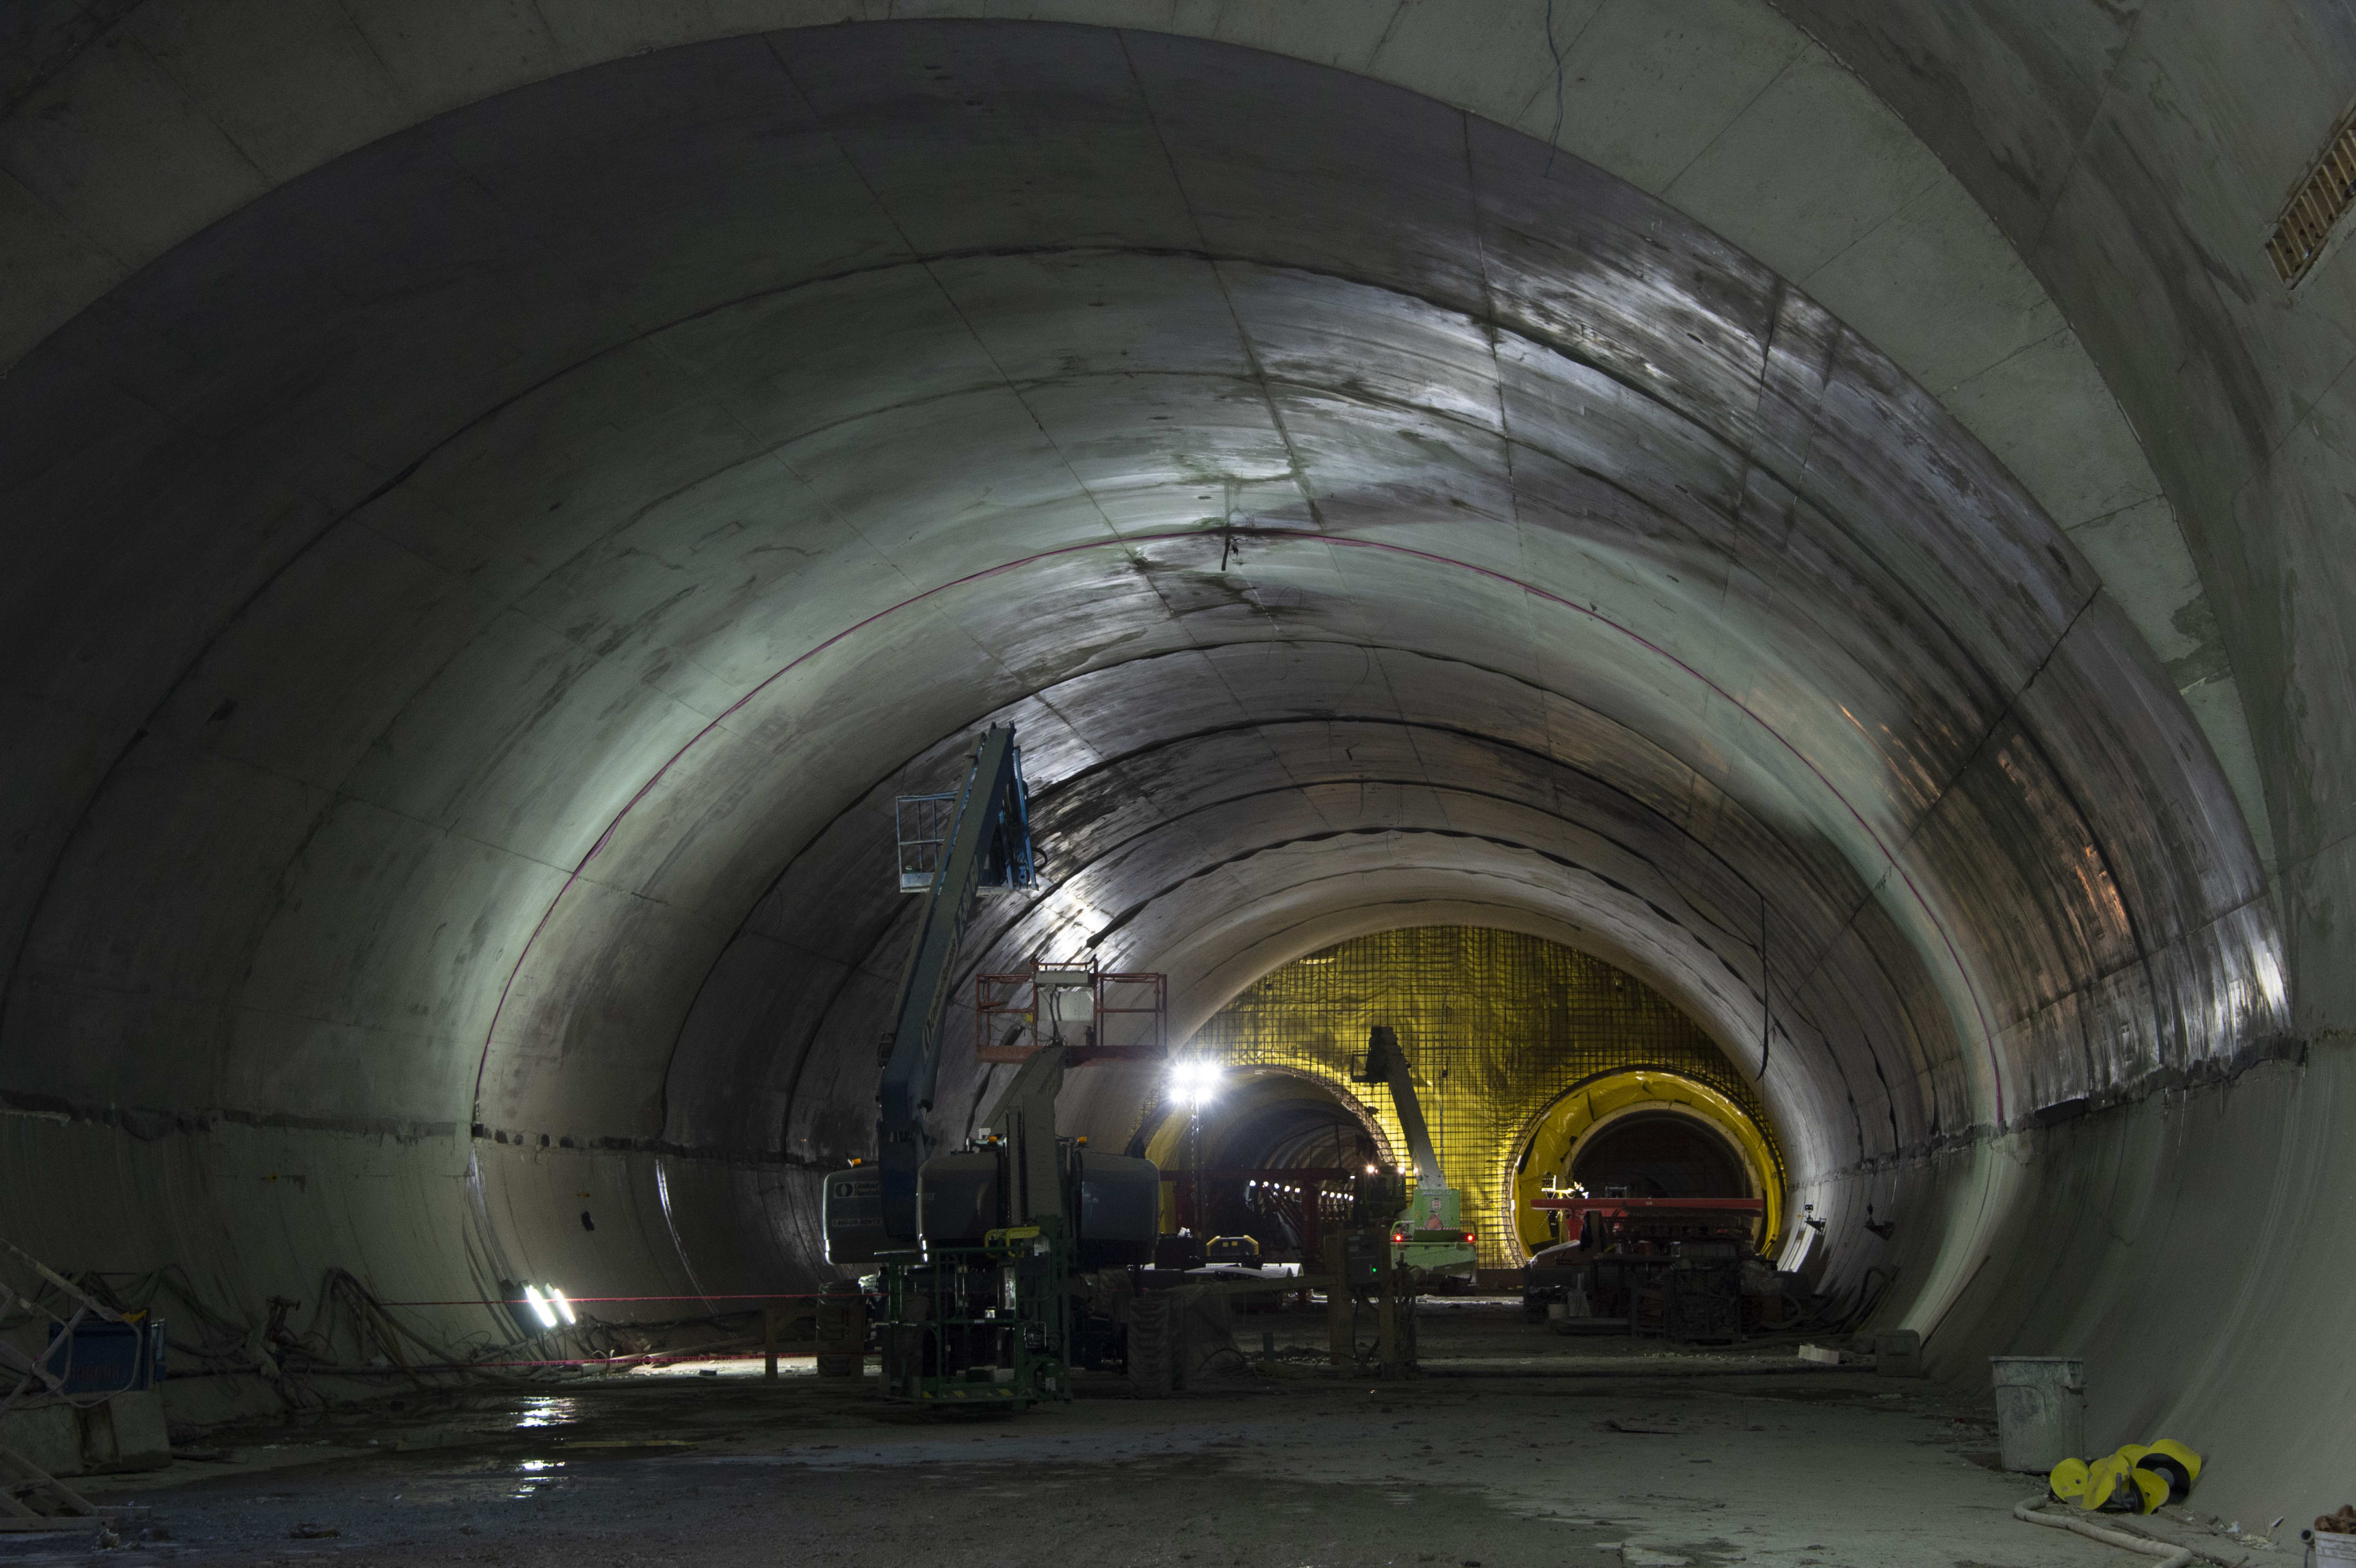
[1128,1294,1176,1399]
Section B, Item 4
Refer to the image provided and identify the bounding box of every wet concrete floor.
[0,1305,2244,1567]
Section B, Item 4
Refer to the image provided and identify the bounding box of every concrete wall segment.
[1662,42,1950,285]
[1774,0,2356,880]
[1852,1050,2356,1521]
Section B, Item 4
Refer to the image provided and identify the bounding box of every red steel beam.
[1529,1196,1764,1213]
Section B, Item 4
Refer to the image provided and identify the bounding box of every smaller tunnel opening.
[1568,1108,1750,1200]
[1145,1069,1392,1262]
[1508,1070,1782,1259]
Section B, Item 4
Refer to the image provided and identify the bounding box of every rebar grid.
[1187,927,1784,1267]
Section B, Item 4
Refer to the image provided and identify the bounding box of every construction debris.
[2046,1439,2203,1515]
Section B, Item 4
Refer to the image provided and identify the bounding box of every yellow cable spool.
[2139,1439,2202,1500]
[2125,1469,2170,1514]
[2078,1455,2169,1514]
[2077,1456,2128,1512]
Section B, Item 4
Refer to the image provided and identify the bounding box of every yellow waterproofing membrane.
[1185,927,1785,1268]
[1507,1070,1784,1256]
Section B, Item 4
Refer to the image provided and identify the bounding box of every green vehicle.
[1354,1026,1479,1283]
[1390,1182,1479,1280]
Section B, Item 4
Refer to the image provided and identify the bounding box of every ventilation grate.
[2268,106,2356,286]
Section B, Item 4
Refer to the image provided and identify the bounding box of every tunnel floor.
[17,1306,2244,1568]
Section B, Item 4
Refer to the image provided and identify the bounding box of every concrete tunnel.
[0,0,2352,1551]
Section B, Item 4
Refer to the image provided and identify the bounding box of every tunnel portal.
[1567,1109,1752,1204]
[1171,926,1784,1275]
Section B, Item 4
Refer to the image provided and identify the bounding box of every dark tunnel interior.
[1567,1112,1751,1202]
[1153,1070,1382,1255]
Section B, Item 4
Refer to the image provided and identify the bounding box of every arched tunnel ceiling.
[0,0,2274,863]
[0,7,2347,1517]
[0,12,2281,1223]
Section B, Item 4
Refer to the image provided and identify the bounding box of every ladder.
[0,1238,125,1532]
[0,1443,104,1532]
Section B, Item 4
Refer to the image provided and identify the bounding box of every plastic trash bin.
[1988,1356,2085,1472]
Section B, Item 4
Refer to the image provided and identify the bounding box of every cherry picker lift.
[1352,1026,1479,1284]
[821,725,1159,1412]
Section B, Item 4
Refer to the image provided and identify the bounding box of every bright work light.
[1169,1058,1222,1109]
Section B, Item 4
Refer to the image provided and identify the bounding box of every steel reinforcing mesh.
[1184,926,1784,1268]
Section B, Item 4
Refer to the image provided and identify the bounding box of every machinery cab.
[1390,1182,1477,1280]
[822,1166,888,1265]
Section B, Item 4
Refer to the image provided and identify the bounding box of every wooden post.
[1323,1234,1350,1367]
[763,1304,779,1380]
[817,1282,864,1378]
[1298,1179,1322,1308]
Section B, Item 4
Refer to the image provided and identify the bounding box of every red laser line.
[393,1351,816,1370]
[380,1293,828,1307]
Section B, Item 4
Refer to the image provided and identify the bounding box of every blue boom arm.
[874,724,1036,1242]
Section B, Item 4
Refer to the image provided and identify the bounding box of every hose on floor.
[2014,1499,2195,1566]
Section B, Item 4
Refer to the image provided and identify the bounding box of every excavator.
[820,724,1158,1411]
[1352,1025,1479,1285]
